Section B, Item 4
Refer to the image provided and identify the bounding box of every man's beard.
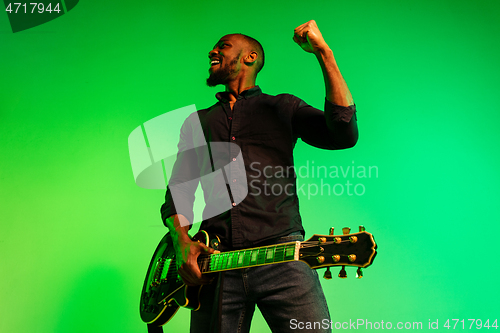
[206,56,239,87]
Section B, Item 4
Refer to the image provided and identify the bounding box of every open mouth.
[210,58,221,67]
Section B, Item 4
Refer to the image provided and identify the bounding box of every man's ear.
[243,51,258,66]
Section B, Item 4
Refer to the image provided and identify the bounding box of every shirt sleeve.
[292,98,358,150]
[160,113,202,227]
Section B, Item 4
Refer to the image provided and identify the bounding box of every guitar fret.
[265,246,275,263]
[227,253,233,269]
[257,248,267,265]
[250,249,258,265]
[215,254,221,271]
[217,253,224,271]
[213,254,218,271]
[213,255,219,271]
[208,256,214,272]
[282,245,288,261]
[226,253,232,269]
[237,251,245,268]
[243,250,251,266]
[219,253,226,271]
[275,245,284,263]
[211,254,216,270]
[285,244,295,260]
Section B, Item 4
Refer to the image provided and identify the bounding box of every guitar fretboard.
[198,241,300,273]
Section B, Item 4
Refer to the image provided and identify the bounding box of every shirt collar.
[215,86,262,103]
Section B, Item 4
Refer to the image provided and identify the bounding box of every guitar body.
[139,232,211,325]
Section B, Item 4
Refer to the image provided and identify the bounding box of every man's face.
[206,35,246,87]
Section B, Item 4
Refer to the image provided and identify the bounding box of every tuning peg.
[338,266,347,278]
[329,227,334,235]
[356,267,363,279]
[359,225,365,232]
[323,267,332,279]
[342,227,351,235]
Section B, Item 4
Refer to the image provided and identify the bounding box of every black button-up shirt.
[161,86,357,250]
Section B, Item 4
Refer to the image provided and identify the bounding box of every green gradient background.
[1,0,499,332]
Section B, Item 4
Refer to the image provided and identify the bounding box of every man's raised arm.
[293,20,354,107]
[292,20,358,149]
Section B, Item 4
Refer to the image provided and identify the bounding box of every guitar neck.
[198,241,301,273]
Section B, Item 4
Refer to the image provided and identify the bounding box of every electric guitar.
[140,226,377,326]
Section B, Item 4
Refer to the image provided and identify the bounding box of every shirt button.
[232,202,236,207]
[231,136,236,141]
[232,158,236,162]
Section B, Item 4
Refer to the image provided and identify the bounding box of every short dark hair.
[238,34,265,74]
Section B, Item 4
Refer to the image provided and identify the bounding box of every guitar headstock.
[299,226,377,279]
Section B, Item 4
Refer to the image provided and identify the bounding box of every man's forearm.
[315,47,353,107]
[164,214,215,285]
[165,214,191,243]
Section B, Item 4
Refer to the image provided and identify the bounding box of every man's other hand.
[293,20,329,54]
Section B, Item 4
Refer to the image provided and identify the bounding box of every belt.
[275,231,304,244]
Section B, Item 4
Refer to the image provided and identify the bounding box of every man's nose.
[209,49,218,58]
